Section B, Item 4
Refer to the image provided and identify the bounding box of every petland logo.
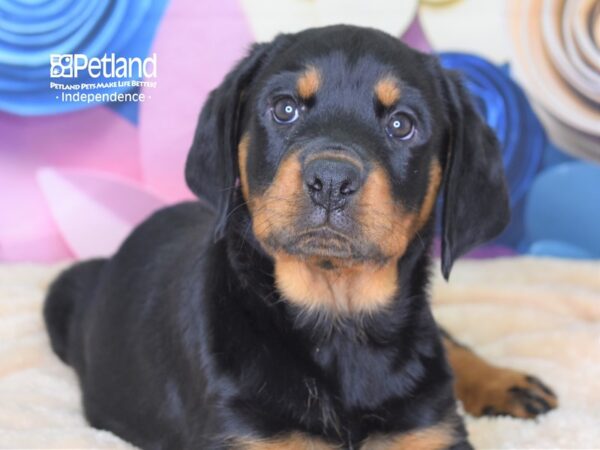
[49,53,158,105]
[50,53,157,79]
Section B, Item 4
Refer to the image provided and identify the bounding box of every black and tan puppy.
[44,26,557,450]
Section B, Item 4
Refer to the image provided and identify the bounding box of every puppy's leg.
[440,329,558,418]
[448,442,474,450]
[44,259,106,364]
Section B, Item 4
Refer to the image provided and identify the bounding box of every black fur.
[44,25,508,450]
[439,72,510,279]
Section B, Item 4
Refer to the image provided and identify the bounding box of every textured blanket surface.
[0,258,599,449]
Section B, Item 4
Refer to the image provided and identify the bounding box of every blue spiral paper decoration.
[439,53,546,209]
[0,0,170,116]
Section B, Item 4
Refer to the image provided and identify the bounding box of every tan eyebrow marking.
[297,66,322,99]
[362,421,457,449]
[374,76,401,107]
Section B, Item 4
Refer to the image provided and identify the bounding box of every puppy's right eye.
[272,97,299,124]
[386,112,415,140]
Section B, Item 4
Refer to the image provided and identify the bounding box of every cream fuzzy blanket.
[0,258,599,449]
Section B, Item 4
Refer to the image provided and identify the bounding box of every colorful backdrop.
[1,0,599,263]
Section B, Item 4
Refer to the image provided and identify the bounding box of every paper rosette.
[507,0,600,161]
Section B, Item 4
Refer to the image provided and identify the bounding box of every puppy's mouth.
[285,226,354,259]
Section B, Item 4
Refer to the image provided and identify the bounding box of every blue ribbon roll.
[439,53,546,209]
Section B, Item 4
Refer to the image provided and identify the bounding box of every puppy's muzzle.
[302,155,363,211]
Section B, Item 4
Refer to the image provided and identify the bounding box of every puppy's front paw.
[443,331,558,419]
[465,369,558,419]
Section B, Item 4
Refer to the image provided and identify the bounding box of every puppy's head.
[186,26,509,305]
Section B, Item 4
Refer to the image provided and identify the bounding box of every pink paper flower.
[0,0,253,262]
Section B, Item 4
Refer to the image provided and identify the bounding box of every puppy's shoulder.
[112,201,217,263]
[145,200,216,232]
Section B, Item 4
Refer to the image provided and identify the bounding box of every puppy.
[44,25,556,450]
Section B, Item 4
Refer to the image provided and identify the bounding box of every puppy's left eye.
[272,97,300,124]
[386,113,415,140]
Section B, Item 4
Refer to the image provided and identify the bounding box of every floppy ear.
[440,71,510,279]
[185,42,273,239]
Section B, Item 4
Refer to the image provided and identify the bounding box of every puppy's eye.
[386,113,415,140]
[272,97,299,124]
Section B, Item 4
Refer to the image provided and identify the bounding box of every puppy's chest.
[231,353,457,450]
[235,338,427,447]
[312,337,412,413]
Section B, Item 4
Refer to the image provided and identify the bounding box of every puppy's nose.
[303,158,363,209]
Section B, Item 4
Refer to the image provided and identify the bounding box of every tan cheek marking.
[358,166,415,260]
[238,133,250,202]
[415,159,442,230]
[359,160,442,260]
[274,255,398,314]
[250,153,303,243]
[374,76,401,107]
[361,423,455,450]
[297,66,322,99]
[234,433,339,450]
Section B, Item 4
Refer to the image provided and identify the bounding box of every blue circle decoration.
[524,162,600,259]
[0,0,170,116]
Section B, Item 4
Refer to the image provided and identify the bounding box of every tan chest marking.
[233,423,455,450]
[361,423,456,450]
[274,255,398,314]
[234,433,339,449]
